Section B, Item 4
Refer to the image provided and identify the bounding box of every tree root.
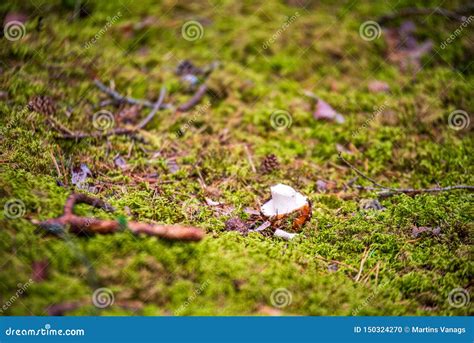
[33,193,205,241]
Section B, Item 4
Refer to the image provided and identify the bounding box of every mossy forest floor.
[0,0,473,316]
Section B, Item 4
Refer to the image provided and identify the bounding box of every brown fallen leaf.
[313,99,345,124]
[368,80,390,93]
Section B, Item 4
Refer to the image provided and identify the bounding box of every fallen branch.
[95,79,209,112]
[58,87,166,139]
[93,79,161,109]
[176,84,208,112]
[338,153,474,198]
[353,185,474,198]
[377,5,473,24]
[33,193,205,241]
[134,87,167,130]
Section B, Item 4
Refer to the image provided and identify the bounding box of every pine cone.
[260,154,279,174]
[28,95,56,116]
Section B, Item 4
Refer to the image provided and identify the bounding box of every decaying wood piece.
[35,193,204,241]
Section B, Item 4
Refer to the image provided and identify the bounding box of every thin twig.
[58,88,166,139]
[46,116,74,135]
[354,185,474,198]
[374,262,380,287]
[177,84,208,112]
[94,79,208,112]
[134,87,167,130]
[339,153,474,197]
[244,144,257,173]
[354,247,370,282]
[94,79,157,108]
[338,153,389,189]
[49,149,62,178]
[362,261,380,285]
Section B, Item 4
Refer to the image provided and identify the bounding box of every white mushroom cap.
[261,184,308,217]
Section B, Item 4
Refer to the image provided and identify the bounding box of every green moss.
[0,0,472,316]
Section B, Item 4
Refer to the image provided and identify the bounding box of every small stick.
[94,79,157,108]
[338,153,388,189]
[354,185,474,198]
[46,116,74,136]
[177,84,208,112]
[95,79,208,112]
[134,87,167,130]
[362,261,380,285]
[244,144,257,173]
[34,193,205,241]
[374,262,380,287]
[354,247,370,282]
[195,166,207,190]
[58,88,167,139]
[49,149,62,178]
[339,153,474,197]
